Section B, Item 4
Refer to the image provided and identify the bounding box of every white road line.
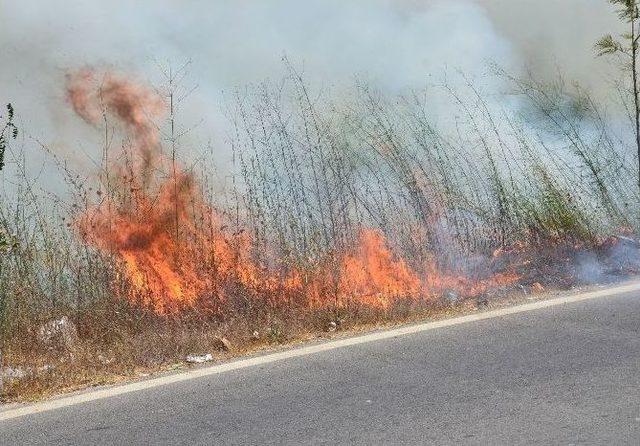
[2,280,640,422]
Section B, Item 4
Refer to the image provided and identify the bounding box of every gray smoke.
[0,0,627,182]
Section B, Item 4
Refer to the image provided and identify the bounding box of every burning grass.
[69,69,524,316]
[2,67,640,401]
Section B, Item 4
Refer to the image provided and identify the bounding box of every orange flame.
[70,69,519,315]
[78,172,210,313]
[336,229,421,308]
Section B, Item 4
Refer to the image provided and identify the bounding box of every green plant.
[0,103,18,393]
[0,103,18,172]
[0,103,18,254]
[597,0,640,190]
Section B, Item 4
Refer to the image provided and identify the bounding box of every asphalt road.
[2,287,640,445]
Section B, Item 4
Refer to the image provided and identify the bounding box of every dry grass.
[2,280,557,403]
[2,67,640,401]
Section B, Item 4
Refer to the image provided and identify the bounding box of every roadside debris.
[97,354,115,365]
[213,336,232,352]
[37,364,55,374]
[328,321,337,332]
[1,366,26,380]
[186,354,214,364]
[1,364,54,383]
[38,316,78,350]
[443,290,460,304]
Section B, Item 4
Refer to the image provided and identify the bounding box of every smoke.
[0,0,627,184]
[481,0,622,97]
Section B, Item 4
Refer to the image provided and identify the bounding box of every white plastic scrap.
[38,316,78,347]
[186,354,213,364]
[1,367,27,380]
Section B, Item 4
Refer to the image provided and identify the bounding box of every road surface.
[2,285,640,445]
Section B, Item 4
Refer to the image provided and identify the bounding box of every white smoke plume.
[0,0,626,181]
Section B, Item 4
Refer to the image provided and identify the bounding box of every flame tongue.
[337,229,421,308]
[326,229,518,309]
[78,171,206,313]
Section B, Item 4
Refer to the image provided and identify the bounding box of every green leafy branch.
[0,103,19,172]
[0,103,18,253]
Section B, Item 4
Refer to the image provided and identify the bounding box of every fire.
[336,229,421,308]
[69,68,519,315]
[326,228,519,309]
[70,68,215,313]
[78,172,210,313]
